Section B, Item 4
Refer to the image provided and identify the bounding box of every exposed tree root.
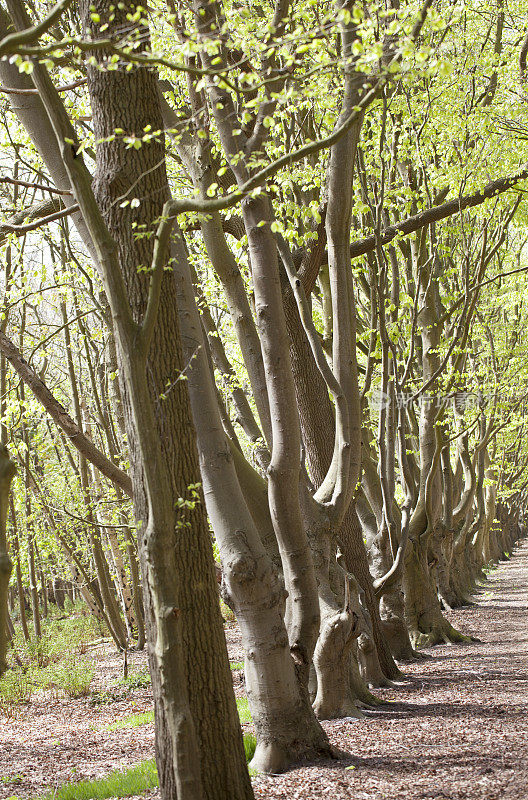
[411,619,478,649]
[250,734,338,774]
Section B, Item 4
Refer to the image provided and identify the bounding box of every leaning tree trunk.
[172,229,331,773]
[0,446,16,675]
[71,1,253,796]
[283,266,399,683]
[402,257,469,647]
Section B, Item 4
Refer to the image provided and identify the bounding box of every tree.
[3,0,253,795]
[1,0,528,796]
[0,445,16,676]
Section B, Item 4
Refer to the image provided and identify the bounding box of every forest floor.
[2,539,528,800]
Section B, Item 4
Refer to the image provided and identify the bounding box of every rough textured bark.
[76,1,253,796]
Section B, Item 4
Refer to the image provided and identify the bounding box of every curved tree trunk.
[172,230,331,772]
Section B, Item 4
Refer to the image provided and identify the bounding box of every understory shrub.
[119,668,151,689]
[10,612,106,675]
[0,670,32,718]
[51,657,95,698]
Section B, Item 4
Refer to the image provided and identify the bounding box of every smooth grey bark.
[193,0,323,688]
[161,98,272,452]
[243,194,321,682]
[402,264,470,647]
[304,0,385,711]
[358,455,417,662]
[281,250,400,682]
[172,229,331,772]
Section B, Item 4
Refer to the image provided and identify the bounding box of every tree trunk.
[172,229,331,772]
[78,1,253,796]
[0,446,16,675]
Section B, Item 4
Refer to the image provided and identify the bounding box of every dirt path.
[2,539,528,800]
[253,537,528,800]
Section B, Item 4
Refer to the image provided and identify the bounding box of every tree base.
[411,618,477,649]
[250,734,338,774]
[313,697,364,720]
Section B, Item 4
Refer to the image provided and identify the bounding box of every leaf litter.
[2,541,528,800]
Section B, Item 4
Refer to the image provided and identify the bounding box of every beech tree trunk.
[77,1,254,795]
[171,230,331,772]
[403,269,469,647]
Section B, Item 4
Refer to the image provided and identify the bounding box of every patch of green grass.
[243,733,257,762]
[230,661,244,671]
[106,711,154,732]
[37,760,158,800]
[483,562,499,574]
[220,598,235,623]
[34,733,258,799]
[0,774,23,785]
[237,697,252,724]
[106,698,251,732]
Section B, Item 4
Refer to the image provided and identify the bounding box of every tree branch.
[0,78,86,95]
[0,0,72,56]
[349,165,528,260]
[1,202,79,235]
[139,202,176,352]
[0,176,72,195]
[0,330,132,497]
